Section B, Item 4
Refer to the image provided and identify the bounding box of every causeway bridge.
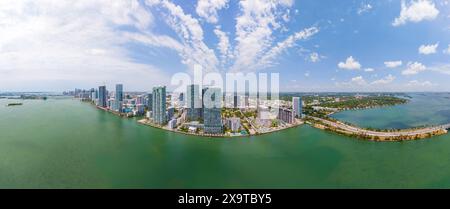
[307,116,449,140]
[439,124,450,130]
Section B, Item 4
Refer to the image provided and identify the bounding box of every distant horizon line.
[2,91,450,94]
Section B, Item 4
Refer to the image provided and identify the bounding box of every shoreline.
[137,118,304,138]
[85,97,449,141]
[89,101,304,138]
[307,116,448,142]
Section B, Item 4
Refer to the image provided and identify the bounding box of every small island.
[7,103,23,107]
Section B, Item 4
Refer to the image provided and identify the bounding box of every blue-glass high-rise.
[186,84,201,121]
[98,85,107,108]
[147,93,153,111]
[152,86,166,125]
[203,88,223,134]
[115,84,123,112]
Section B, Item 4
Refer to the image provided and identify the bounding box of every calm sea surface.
[2,93,450,188]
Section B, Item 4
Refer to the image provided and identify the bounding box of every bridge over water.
[307,116,449,141]
[439,124,450,130]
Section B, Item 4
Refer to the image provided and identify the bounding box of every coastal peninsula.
[72,86,449,141]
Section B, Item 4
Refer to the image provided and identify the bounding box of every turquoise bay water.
[2,93,450,188]
[332,93,450,129]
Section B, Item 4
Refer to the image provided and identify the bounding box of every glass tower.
[115,84,123,112]
[147,93,152,111]
[98,85,107,108]
[203,87,223,134]
[186,84,201,121]
[152,86,167,125]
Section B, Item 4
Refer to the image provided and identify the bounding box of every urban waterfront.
[2,93,450,188]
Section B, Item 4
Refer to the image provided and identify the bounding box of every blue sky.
[0,0,449,92]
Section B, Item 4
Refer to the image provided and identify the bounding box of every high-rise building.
[114,84,123,112]
[152,86,167,125]
[292,97,302,118]
[244,95,249,107]
[135,104,145,115]
[201,87,209,119]
[278,108,293,124]
[98,85,107,108]
[186,84,201,121]
[233,94,238,108]
[178,93,184,106]
[136,95,145,105]
[167,106,175,120]
[168,119,177,129]
[227,117,241,132]
[147,93,152,111]
[115,84,123,102]
[203,87,223,134]
[91,89,98,101]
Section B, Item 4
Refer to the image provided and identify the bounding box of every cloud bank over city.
[0,0,449,92]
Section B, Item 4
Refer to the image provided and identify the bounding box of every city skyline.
[1,0,450,92]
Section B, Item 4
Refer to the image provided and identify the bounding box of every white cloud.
[213,27,232,65]
[146,0,219,73]
[428,63,450,75]
[336,76,367,88]
[418,43,439,54]
[406,80,435,87]
[384,61,403,68]
[443,44,450,54]
[282,9,291,22]
[124,32,184,52]
[357,3,373,15]
[351,76,367,85]
[231,0,304,72]
[304,71,310,77]
[402,62,427,75]
[0,0,171,91]
[309,52,320,62]
[392,0,439,26]
[147,0,316,74]
[371,74,396,85]
[196,0,229,24]
[336,74,398,91]
[338,56,361,70]
[249,27,319,71]
[364,68,375,72]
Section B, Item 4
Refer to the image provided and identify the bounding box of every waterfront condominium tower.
[203,87,223,134]
[278,108,293,124]
[292,97,302,118]
[201,86,209,119]
[152,86,167,125]
[147,93,152,111]
[98,85,107,108]
[115,84,123,112]
[186,84,201,121]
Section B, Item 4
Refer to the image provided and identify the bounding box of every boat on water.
[7,103,23,106]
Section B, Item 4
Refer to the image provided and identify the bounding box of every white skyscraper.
[292,97,302,118]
